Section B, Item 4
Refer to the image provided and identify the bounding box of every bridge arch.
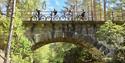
[31,37,103,56]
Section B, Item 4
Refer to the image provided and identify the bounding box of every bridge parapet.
[21,11,125,21]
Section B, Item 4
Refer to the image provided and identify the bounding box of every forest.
[0,0,125,63]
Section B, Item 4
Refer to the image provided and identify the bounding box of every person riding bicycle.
[53,9,57,16]
[81,9,85,20]
[36,9,41,20]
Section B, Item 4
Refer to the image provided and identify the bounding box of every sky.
[1,0,123,12]
[45,0,67,11]
[0,0,67,12]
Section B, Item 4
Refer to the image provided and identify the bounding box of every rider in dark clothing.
[68,9,72,15]
[81,10,85,20]
[53,9,57,16]
[36,9,41,20]
[81,10,85,18]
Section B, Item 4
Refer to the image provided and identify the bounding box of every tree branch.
[0,54,6,60]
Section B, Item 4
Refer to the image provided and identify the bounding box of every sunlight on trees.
[0,0,125,63]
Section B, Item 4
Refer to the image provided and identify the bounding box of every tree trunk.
[99,0,102,21]
[91,0,93,21]
[6,0,12,17]
[4,0,16,63]
[93,0,96,21]
[104,0,106,21]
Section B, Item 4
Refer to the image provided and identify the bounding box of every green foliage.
[33,42,76,63]
[96,21,125,48]
[63,47,105,63]
[51,43,76,62]
[108,49,125,63]
[11,55,31,63]
[0,14,9,50]
[10,8,32,63]
[0,0,45,62]
[96,21,125,62]
[19,0,42,10]
[6,0,43,62]
[0,8,32,63]
[33,45,50,63]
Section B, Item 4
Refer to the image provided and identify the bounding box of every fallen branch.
[0,54,6,60]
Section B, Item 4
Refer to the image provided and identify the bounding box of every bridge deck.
[23,20,125,25]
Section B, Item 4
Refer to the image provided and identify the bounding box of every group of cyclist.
[35,8,85,20]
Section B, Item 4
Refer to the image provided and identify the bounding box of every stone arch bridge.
[22,11,125,55]
[23,21,123,55]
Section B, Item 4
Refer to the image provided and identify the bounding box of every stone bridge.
[22,11,125,55]
[23,21,116,55]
